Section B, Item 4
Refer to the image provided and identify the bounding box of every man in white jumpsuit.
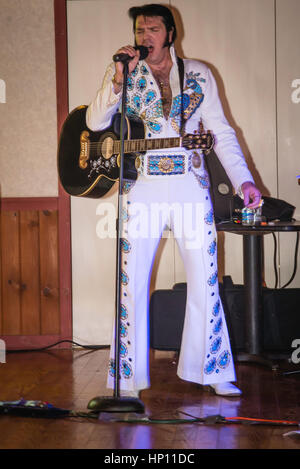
[86,4,262,397]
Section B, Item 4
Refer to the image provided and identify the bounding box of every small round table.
[216,220,300,368]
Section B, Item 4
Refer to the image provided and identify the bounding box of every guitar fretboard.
[114,137,182,154]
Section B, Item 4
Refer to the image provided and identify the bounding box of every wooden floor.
[0,347,299,450]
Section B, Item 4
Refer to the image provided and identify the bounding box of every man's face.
[135,15,173,65]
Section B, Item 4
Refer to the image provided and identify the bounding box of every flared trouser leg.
[107,171,236,391]
[107,177,168,391]
[169,173,236,385]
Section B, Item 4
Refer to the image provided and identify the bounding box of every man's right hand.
[112,45,140,93]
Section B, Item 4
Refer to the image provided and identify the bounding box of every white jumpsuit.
[86,46,255,391]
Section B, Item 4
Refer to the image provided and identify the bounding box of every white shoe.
[206,382,242,397]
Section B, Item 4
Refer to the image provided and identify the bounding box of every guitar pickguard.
[88,154,118,179]
[86,130,119,179]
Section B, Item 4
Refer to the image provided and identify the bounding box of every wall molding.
[54,0,73,345]
[1,197,59,211]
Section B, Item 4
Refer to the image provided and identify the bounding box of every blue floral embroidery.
[120,341,128,358]
[137,77,147,92]
[192,171,210,189]
[208,240,217,256]
[120,323,128,338]
[109,359,116,377]
[213,318,223,335]
[169,93,193,133]
[132,94,142,112]
[127,76,134,91]
[169,94,190,118]
[204,358,217,375]
[140,64,149,75]
[127,62,206,139]
[148,120,162,134]
[126,105,139,118]
[144,89,157,106]
[210,337,222,354]
[207,271,218,286]
[212,300,220,317]
[121,208,129,223]
[109,358,133,379]
[177,71,204,121]
[131,65,139,77]
[121,238,131,254]
[122,180,135,194]
[205,209,214,225]
[185,72,203,93]
[217,350,231,369]
[121,270,129,286]
[120,304,128,320]
[141,99,163,134]
[122,360,133,379]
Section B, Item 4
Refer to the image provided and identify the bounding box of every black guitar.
[58,105,214,198]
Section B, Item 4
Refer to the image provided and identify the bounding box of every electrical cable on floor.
[97,413,300,426]
[280,232,299,289]
[272,232,278,289]
[0,399,299,428]
[272,231,299,289]
[6,339,109,353]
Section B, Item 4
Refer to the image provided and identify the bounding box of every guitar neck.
[114,137,183,154]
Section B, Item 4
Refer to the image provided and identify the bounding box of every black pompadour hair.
[128,4,177,44]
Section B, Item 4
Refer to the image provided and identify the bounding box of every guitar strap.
[176,59,234,222]
[177,56,186,137]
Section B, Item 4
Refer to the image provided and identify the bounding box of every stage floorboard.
[0,348,299,450]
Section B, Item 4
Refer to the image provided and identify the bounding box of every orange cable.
[225,416,299,426]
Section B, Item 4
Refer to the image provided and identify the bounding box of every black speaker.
[204,149,234,222]
[262,288,300,352]
[149,289,186,351]
[149,278,300,354]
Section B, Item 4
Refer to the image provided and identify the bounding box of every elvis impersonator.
[86,4,262,397]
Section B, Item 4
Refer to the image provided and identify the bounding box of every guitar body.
[58,105,214,198]
[58,106,144,198]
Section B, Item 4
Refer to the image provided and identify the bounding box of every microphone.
[113,45,149,63]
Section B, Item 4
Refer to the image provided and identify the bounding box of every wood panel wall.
[0,199,61,340]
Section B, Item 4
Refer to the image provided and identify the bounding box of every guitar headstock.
[182,130,214,151]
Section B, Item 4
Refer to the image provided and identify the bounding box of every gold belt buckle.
[158,157,175,173]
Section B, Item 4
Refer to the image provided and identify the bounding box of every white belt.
[136,149,204,179]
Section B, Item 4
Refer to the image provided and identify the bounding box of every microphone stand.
[87,62,145,414]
